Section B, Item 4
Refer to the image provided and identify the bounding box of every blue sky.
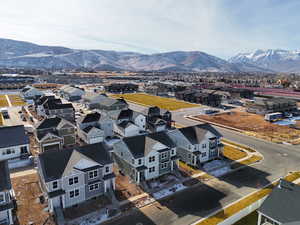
[1,0,299,58]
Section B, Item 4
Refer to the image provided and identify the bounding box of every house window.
[202,144,207,148]
[171,150,175,155]
[149,156,155,163]
[75,189,79,197]
[69,177,79,185]
[188,153,191,158]
[161,152,168,159]
[149,167,155,173]
[21,146,27,154]
[0,194,4,203]
[202,152,207,157]
[161,162,168,169]
[89,183,100,191]
[89,170,98,179]
[105,166,109,173]
[52,181,58,189]
[138,159,142,165]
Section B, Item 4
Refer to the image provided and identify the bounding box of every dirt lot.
[12,173,55,225]
[114,168,143,201]
[111,93,199,111]
[197,111,300,144]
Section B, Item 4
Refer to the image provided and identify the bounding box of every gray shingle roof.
[178,123,222,144]
[122,131,173,158]
[258,180,300,224]
[0,125,29,148]
[38,143,113,182]
[0,160,11,191]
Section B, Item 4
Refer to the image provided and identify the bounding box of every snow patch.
[153,183,187,200]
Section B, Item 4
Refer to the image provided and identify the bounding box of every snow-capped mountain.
[229,49,300,72]
[0,38,249,72]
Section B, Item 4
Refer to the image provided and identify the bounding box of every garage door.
[44,144,60,152]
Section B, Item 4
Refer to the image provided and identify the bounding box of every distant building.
[105,83,138,93]
[175,90,222,107]
[0,161,14,225]
[20,85,44,100]
[82,93,128,111]
[37,143,115,213]
[245,97,298,115]
[257,179,300,225]
[60,85,85,101]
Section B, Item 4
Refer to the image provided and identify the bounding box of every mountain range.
[0,38,298,73]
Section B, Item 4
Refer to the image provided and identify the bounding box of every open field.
[7,94,26,106]
[12,173,55,225]
[0,94,9,107]
[223,144,248,161]
[111,93,199,111]
[196,111,300,144]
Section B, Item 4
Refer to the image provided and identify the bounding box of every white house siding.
[134,114,146,130]
[61,172,86,208]
[0,144,29,161]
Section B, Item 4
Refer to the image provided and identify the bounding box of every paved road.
[105,103,300,225]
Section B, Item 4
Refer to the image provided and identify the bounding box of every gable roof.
[122,132,171,158]
[38,142,113,182]
[178,124,222,145]
[36,117,62,129]
[0,160,11,191]
[81,112,101,123]
[0,125,29,148]
[258,180,300,224]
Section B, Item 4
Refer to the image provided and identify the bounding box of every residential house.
[0,125,30,163]
[77,112,113,144]
[106,109,146,137]
[257,179,300,225]
[38,96,75,122]
[113,132,179,185]
[0,161,14,225]
[37,143,115,213]
[60,85,85,101]
[35,116,76,152]
[145,106,173,132]
[167,124,223,167]
[82,93,128,111]
[20,85,43,100]
[35,95,58,116]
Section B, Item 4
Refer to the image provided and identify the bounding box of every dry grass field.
[0,112,3,126]
[8,94,26,106]
[111,93,199,111]
[0,95,9,107]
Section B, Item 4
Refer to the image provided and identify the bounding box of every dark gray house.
[0,161,14,225]
[37,143,115,213]
[113,132,179,185]
[257,179,300,225]
[35,116,76,152]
